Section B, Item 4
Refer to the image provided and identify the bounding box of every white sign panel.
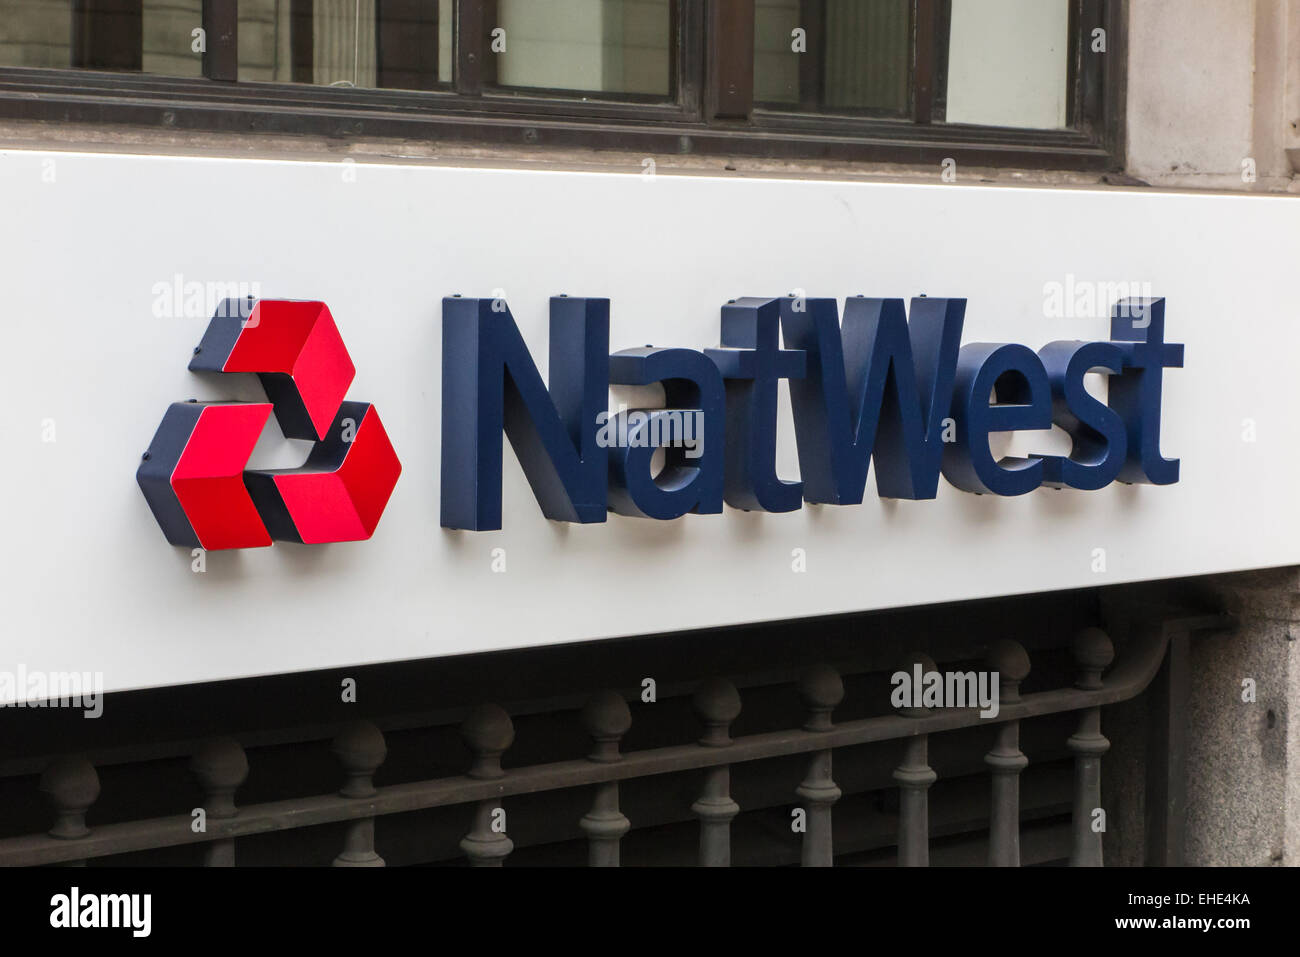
[1,148,1297,699]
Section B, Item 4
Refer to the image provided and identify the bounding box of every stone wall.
[1126,0,1300,191]
[1187,568,1299,865]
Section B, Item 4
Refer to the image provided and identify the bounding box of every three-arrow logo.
[137,299,401,550]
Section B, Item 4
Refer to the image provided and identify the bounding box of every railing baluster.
[39,755,100,867]
[1068,627,1113,867]
[459,704,515,867]
[190,737,248,867]
[691,678,742,867]
[984,640,1030,867]
[893,652,937,866]
[579,690,632,867]
[795,664,843,867]
[331,722,387,867]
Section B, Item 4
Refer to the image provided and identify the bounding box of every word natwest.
[440,294,1182,530]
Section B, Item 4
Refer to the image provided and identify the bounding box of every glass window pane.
[754,0,911,116]
[944,0,1070,130]
[142,0,202,78]
[0,0,204,76]
[239,0,452,91]
[0,1,452,90]
[754,0,799,104]
[0,0,72,69]
[490,0,673,97]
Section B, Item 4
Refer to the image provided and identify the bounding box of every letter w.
[780,297,964,502]
[441,296,609,530]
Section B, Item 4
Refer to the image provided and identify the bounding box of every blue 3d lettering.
[440,295,1180,530]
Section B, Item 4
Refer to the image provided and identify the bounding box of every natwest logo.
[441,294,1182,530]
[138,299,401,550]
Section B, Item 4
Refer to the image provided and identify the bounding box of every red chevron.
[171,404,273,550]
[267,406,401,544]
[221,300,354,440]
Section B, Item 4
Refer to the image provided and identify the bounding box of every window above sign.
[0,0,1122,170]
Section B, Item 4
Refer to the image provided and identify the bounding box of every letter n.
[441,296,609,529]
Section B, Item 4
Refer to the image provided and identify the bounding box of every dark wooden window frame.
[0,0,1125,171]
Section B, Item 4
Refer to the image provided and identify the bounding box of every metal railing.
[0,613,1230,867]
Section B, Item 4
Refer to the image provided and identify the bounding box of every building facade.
[0,0,1297,868]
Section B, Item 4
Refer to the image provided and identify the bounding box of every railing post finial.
[987,639,1031,703]
[333,721,387,799]
[1072,627,1114,690]
[40,755,100,842]
[460,704,515,780]
[191,736,249,818]
[582,690,631,763]
[693,678,742,747]
[798,663,844,732]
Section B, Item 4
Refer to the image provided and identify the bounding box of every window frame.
[0,0,1125,171]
